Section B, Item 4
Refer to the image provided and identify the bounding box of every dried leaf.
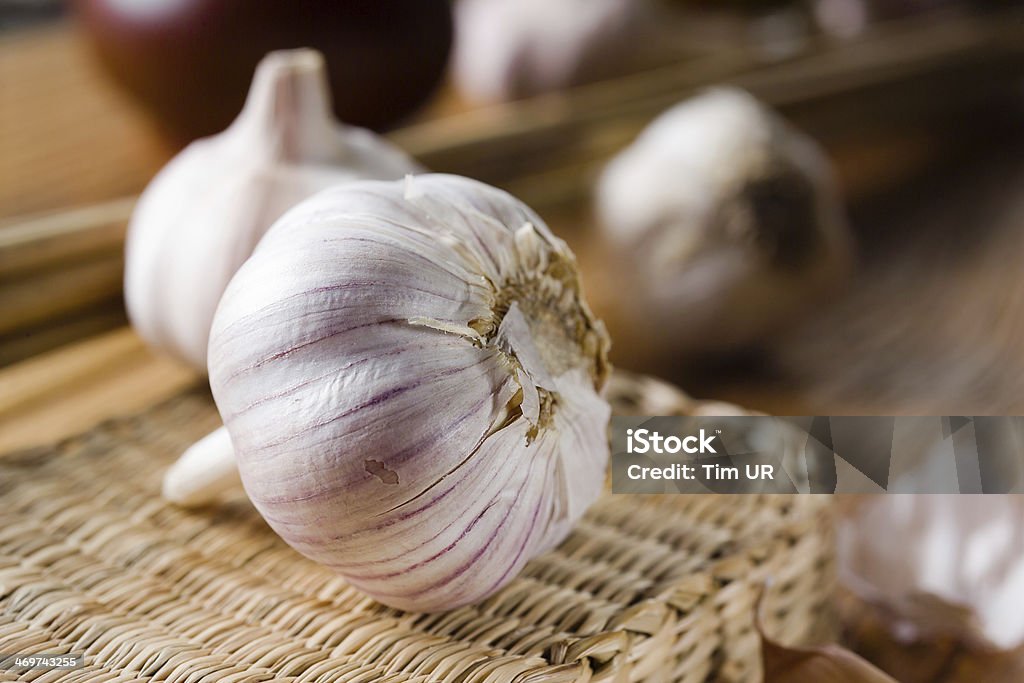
[840,586,1024,683]
[762,633,898,683]
[948,643,1024,682]
[757,586,897,683]
[838,586,965,683]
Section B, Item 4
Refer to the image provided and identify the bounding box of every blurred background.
[3,0,1024,415]
[2,1,1024,680]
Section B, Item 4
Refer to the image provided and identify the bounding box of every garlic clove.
[595,87,853,359]
[193,173,611,612]
[124,48,421,371]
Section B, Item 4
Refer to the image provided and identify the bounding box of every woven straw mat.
[0,371,834,683]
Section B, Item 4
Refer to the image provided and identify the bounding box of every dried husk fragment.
[761,633,898,683]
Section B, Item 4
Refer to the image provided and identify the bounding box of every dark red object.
[72,0,453,141]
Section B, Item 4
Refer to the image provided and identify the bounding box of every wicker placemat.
[0,376,834,682]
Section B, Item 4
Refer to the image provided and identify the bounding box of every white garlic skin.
[208,174,611,612]
[596,87,852,355]
[125,49,420,371]
[453,0,646,102]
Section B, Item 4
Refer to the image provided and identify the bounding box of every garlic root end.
[162,426,240,507]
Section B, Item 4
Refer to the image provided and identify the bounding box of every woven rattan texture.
[0,385,834,683]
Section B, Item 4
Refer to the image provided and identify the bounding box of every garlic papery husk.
[124,48,421,371]
[595,87,852,362]
[839,495,1024,650]
[205,173,611,612]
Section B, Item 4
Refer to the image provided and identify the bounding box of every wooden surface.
[0,24,172,220]
[0,198,133,365]
[0,328,197,455]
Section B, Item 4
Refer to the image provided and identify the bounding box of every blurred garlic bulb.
[125,49,420,370]
[840,496,1024,649]
[453,0,647,102]
[813,0,871,39]
[596,88,852,360]
[171,174,611,612]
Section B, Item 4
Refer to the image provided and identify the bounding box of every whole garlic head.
[207,174,611,612]
[596,87,852,357]
[125,49,420,371]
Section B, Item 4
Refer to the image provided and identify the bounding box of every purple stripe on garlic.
[191,174,610,612]
[125,48,421,371]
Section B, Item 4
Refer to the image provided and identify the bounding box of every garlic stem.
[229,48,336,164]
[162,426,240,507]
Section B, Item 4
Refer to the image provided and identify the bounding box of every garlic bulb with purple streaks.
[203,174,611,612]
[125,48,420,371]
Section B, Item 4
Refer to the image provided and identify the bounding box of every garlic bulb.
[195,174,611,612]
[453,0,647,102]
[839,496,1024,649]
[125,49,420,370]
[596,87,852,359]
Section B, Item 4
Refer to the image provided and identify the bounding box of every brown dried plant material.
[762,630,898,683]
[840,586,1024,683]
[946,644,1024,682]
[757,583,895,683]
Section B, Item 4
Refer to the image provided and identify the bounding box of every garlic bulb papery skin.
[596,88,853,359]
[125,48,421,371]
[453,0,648,102]
[206,174,611,612]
